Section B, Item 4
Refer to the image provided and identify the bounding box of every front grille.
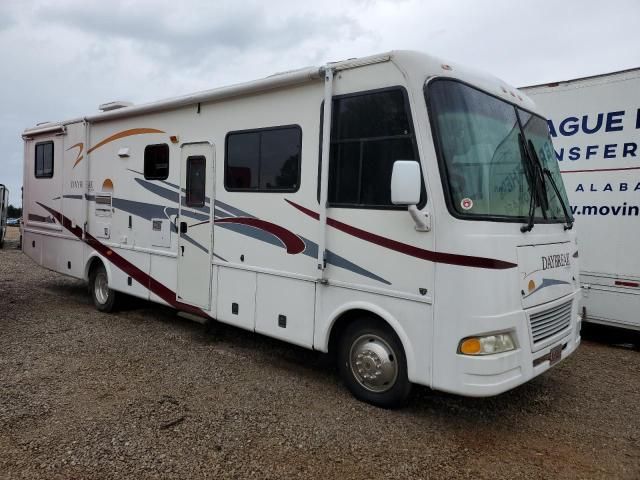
[529,300,572,343]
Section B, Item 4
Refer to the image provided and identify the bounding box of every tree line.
[7,205,22,218]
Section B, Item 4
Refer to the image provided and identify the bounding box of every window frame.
[34,141,54,179]
[144,143,170,180]
[317,85,426,210]
[224,124,303,193]
[185,155,206,208]
[424,76,564,224]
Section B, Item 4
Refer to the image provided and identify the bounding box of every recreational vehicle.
[0,184,8,247]
[523,69,640,331]
[22,51,581,407]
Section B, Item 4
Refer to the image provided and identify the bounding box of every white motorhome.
[22,51,581,407]
[523,69,640,331]
[0,184,8,247]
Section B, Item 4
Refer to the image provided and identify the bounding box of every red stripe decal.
[615,280,639,288]
[215,217,305,254]
[37,202,210,318]
[285,199,517,270]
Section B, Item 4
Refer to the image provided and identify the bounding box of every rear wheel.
[89,264,118,312]
[338,318,411,408]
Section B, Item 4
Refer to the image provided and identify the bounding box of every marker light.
[458,333,515,356]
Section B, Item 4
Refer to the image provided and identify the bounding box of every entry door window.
[186,156,206,207]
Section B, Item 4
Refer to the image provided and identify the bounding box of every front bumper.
[432,292,581,397]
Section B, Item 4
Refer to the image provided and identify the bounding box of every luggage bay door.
[177,142,214,309]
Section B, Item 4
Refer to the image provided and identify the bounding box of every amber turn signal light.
[459,338,482,355]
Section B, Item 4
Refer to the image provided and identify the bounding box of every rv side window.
[35,141,54,178]
[328,88,420,208]
[186,156,206,207]
[225,125,301,192]
[144,144,169,180]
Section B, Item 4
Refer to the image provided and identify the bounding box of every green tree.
[7,205,22,218]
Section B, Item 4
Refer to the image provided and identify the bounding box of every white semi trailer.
[22,51,581,407]
[523,68,640,331]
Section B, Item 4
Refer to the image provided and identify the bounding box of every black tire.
[89,264,118,312]
[338,318,411,408]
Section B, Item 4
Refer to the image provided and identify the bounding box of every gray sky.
[1,0,639,205]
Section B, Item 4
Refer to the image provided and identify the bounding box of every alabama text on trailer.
[22,51,581,407]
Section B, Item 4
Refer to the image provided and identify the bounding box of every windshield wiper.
[542,168,573,230]
[527,140,574,230]
[519,134,545,233]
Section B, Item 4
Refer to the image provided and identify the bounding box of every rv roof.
[23,50,531,134]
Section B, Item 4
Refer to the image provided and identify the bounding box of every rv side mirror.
[391,161,421,205]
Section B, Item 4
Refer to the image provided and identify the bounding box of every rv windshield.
[427,79,571,222]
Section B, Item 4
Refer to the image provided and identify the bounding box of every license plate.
[549,344,563,365]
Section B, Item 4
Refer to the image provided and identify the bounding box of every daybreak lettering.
[541,253,571,271]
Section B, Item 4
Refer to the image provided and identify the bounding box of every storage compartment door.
[255,274,315,348]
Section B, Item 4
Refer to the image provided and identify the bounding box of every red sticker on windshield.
[461,198,473,210]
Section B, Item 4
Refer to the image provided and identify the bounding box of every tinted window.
[144,144,169,180]
[225,126,301,191]
[328,89,419,207]
[35,142,54,178]
[186,156,206,207]
[332,90,411,139]
[226,132,260,189]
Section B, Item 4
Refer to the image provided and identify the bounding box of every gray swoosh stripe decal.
[216,224,390,285]
[326,250,391,285]
[216,222,284,250]
[214,200,255,219]
[59,194,85,200]
[128,168,210,203]
[66,193,208,222]
[114,198,209,222]
[130,169,256,219]
[298,236,390,285]
[116,171,392,284]
[214,208,232,219]
[134,178,179,203]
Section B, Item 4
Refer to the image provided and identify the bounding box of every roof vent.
[99,101,134,112]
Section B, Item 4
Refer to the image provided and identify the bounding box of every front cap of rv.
[392,51,582,395]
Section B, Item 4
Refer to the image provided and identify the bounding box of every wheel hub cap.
[350,334,398,393]
[94,272,109,305]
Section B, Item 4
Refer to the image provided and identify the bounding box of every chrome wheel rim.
[349,334,398,393]
[94,272,109,305]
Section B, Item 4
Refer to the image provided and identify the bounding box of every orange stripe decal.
[67,142,84,168]
[72,128,165,168]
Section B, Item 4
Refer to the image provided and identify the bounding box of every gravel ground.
[1,225,639,479]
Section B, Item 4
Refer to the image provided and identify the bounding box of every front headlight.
[458,333,515,355]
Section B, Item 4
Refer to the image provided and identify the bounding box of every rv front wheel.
[338,319,411,408]
[89,264,118,312]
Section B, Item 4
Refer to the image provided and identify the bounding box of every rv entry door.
[177,142,214,309]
